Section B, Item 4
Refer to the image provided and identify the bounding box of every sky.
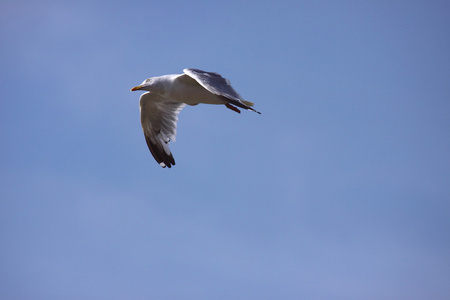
[1,0,450,299]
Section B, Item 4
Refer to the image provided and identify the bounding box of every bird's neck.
[152,75,177,98]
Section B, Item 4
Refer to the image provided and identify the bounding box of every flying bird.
[131,68,260,168]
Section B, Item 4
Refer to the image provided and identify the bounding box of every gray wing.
[183,68,243,102]
[139,92,186,168]
[183,68,260,114]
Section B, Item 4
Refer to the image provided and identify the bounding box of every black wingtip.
[247,107,261,114]
[144,135,176,169]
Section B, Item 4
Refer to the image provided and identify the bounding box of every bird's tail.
[242,100,261,114]
[221,96,261,114]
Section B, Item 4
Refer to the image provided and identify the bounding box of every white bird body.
[131,68,260,168]
[152,74,225,106]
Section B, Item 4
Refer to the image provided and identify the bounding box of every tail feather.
[242,100,255,107]
[220,96,261,114]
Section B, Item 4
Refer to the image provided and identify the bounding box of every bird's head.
[131,78,156,92]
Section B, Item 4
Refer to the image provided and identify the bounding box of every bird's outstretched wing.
[139,92,186,168]
[183,68,260,114]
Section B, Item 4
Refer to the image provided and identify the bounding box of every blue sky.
[1,0,450,299]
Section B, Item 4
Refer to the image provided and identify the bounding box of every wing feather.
[139,92,185,168]
[183,68,260,114]
[183,68,243,102]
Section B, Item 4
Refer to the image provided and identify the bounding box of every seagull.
[131,68,260,168]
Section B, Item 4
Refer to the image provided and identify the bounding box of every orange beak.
[130,85,143,91]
